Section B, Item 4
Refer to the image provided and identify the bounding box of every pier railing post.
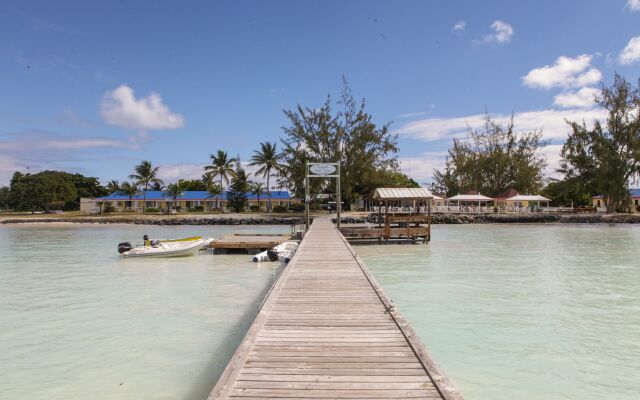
[336,162,341,230]
[305,161,309,232]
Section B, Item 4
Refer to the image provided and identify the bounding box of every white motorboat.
[118,238,206,258]
[147,235,214,251]
[252,241,299,263]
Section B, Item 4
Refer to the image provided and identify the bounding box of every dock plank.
[208,217,462,400]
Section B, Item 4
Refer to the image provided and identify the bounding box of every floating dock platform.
[208,216,461,400]
[210,233,292,254]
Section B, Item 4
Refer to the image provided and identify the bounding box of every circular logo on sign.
[310,164,337,175]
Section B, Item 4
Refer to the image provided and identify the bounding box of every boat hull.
[122,239,205,258]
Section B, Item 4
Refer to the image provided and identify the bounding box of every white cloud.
[522,54,602,89]
[481,20,514,44]
[395,108,605,142]
[628,0,640,11]
[0,130,136,185]
[540,144,564,178]
[156,161,276,187]
[619,36,640,65]
[398,145,566,182]
[100,85,184,130]
[157,163,206,184]
[399,152,448,183]
[452,20,466,32]
[553,87,600,108]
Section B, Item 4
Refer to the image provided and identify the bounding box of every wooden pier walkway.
[209,217,462,400]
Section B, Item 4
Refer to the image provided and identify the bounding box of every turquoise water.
[356,224,640,400]
[1,223,639,399]
[0,223,288,400]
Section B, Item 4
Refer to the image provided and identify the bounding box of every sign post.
[305,162,341,231]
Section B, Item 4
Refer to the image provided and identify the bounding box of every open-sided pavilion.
[340,187,433,243]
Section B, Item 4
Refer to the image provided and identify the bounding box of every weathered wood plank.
[207,217,461,400]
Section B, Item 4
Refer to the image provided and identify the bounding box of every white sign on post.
[309,163,337,176]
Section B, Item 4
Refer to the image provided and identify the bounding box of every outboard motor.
[118,242,132,254]
[267,248,279,262]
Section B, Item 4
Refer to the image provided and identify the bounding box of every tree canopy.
[560,74,640,212]
[279,79,400,207]
[0,186,9,210]
[227,162,250,212]
[8,171,78,212]
[176,179,207,191]
[433,114,548,196]
[250,142,285,212]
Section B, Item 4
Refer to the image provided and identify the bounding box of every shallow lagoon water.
[1,223,639,399]
[0,223,288,400]
[356,224,640,400]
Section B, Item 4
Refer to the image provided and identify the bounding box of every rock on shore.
[337,213,640,224]
[0,216,305,225]
[3,212,640,225]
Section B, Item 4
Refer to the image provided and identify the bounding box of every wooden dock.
[208,217,462,399]
[210,233,292,254]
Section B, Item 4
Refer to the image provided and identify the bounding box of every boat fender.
[267,248,279,262]
[118,242,132,254]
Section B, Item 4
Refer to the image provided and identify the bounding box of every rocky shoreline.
[2,212,640,225]
[0,216,306,225]
[338,212,640,224]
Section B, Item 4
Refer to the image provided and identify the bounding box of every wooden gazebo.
[340,187,433,244]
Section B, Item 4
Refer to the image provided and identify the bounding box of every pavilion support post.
[304,162,310,232]
[427,198,431,243]
[378,201,382,228]
[384,200,389,240]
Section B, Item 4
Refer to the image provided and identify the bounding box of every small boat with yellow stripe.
[117,235,214,258]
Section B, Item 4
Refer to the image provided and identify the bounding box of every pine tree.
[227,163,250,212]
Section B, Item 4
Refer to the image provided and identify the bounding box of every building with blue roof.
[80,190,300,213]
[592,188,640,212]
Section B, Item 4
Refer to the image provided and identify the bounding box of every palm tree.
[205,150,237,213]
[151,181,165,191]
[120,181,140,210]
[165,182,184,214]
[249,142,285,212]
[207,182,223,211]
[250,181,266,211]
[129,161,163,212]
[106,180,120,193]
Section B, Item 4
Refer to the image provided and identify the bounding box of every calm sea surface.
[1,223,639,399]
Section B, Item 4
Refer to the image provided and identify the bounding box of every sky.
[1,0,639,187]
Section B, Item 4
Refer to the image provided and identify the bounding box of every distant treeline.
[0,79,420,213]
[431,73,640,212]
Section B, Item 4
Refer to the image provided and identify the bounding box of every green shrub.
[103,206,116,213]
[144,207,160,213]
[250,205,262,212]
[291,204,305,212]
[272,205,288,213]
[189,206,204,212]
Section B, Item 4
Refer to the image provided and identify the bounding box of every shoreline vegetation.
[2,212,640,225]
[1,76,639,216]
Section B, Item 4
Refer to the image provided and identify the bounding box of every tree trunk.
[219,176,224,214]
[267,172,271,213]
[143,184,147,212]
[607,197,615,213]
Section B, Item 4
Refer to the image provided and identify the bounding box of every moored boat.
[252,241,299,263]
[118,238,207,258]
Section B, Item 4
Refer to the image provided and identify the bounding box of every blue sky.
[1,0,639,186]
